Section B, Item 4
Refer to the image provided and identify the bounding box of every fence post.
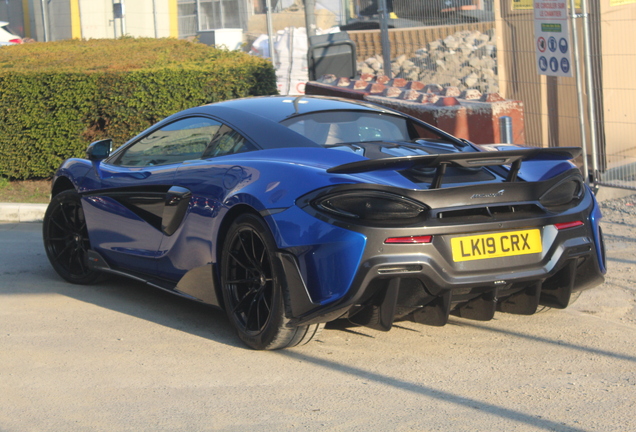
[378,0,392,79]
[581,0,599,186]
[266,0,277,66]
[569,0,589,183]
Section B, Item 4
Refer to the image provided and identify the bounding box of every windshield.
[280,110,444,146]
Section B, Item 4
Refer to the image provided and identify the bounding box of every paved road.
[1,221,634,432]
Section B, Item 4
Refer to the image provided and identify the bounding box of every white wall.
[125,0,176,38]
[79,0,174,39]
[78,0,113,39]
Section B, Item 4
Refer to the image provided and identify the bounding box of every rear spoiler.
[327,147,582,189]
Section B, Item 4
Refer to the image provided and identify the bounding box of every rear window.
[280,111,435,146]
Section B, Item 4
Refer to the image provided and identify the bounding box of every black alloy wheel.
[43,190,101,284]
[225,219,275,335]
[221,214,324,350]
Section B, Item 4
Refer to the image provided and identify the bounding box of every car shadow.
[5,223,634,361]
[0,222,247,348]
[5,259,244,349]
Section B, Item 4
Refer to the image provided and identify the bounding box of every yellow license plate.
[450,229,542,262]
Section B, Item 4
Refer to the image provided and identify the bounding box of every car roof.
[159,95,405,151]
[200,95,397,123]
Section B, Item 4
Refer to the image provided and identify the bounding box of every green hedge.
[0,38,277,179]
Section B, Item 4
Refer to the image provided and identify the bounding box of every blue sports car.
[43,96,606,349]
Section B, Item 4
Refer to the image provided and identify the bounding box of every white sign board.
[534,1,573,77]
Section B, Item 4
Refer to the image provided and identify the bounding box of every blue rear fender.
[162,181,366,304]
[266,206,367,305]
[221,162,335,210]
[155,154,354,282]
[589,191,606,274]
[212,148,419,305]
[192,181,367,308]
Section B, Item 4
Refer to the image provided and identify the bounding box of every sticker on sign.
[534,1,573,77]
[513,0,581,9]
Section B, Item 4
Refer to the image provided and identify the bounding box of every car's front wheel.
[221,214,324,350]
[43,189,101,284]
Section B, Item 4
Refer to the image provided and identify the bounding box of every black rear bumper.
[284,193,605,329]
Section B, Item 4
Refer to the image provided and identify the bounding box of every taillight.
[539,175,584,210]
[385,235,432,244]
[9,38,22,44]
[313,190,426,225]
[555,221,584,230]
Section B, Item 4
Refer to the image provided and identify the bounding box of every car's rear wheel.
[221,214,324,350]
[43,189,101,284]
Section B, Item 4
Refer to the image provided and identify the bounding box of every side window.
[409,120,445,140]
[114,117,222,167]
[201,125,256,159]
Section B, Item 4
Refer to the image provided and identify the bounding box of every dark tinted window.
[280,111,410,145]
[114,117,222,167]
[202,124,255,158]
[280,110,447,146]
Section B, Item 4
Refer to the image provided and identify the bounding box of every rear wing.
[327,147,582,189]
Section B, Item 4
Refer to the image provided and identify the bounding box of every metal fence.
[175,0,636,191]
[496,1,636,191]
[591,2,636,190]
[178,0,248,37]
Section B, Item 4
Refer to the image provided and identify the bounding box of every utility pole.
[266,0,276,65]
[304,0,316,38]
[120,0,126,36]
[196,0,202,32]
[152,0,158,38]
[40,0,49,41]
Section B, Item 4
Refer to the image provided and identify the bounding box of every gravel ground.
[576,194,636,325]
[0,192,634,432]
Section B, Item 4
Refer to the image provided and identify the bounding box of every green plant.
[0,38,277,180]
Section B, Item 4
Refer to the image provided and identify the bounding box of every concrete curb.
[0,203,48,223]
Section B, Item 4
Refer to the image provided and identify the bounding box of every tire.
[220,213,324,350]
[43,189,101,284]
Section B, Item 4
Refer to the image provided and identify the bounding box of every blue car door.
[155,123,258,282]
[81,117,222,275]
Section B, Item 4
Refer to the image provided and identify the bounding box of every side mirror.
[86,139,113,161]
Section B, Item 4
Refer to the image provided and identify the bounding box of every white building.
[3,1,344,42]
[7,0,257,41]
